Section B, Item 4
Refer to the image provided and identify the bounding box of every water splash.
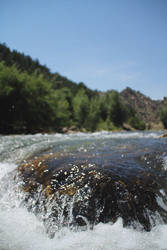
[1,132,167,249]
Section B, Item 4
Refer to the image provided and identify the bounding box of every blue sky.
[1,0,167,99]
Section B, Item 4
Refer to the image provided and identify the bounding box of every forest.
[0,43,156,134]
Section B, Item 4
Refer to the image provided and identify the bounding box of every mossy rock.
[16,151,167,234]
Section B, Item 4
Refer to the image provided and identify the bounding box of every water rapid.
[1,131,167,250]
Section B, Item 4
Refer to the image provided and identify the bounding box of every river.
[0,131,167,250]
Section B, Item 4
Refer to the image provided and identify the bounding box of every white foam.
[0,210,167,250]
[0,162,17,179]
[163,156,167,171]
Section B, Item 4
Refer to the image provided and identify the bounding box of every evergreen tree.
[105,91,127,127]
[84,97,101,131]
[72,89,89,128]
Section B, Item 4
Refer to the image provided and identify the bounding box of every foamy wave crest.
[1,214,167,250]
[0,162,17,179]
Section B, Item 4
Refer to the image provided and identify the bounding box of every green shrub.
[128,116,146,130]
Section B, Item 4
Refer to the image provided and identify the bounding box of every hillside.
[0,43,166,133]
[0,43,94,97]
[0,43,134,134]
[120,87,166,129]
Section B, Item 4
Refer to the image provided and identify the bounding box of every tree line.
[0,43,148,134]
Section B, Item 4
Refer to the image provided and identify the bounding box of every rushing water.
[1,131,167,250]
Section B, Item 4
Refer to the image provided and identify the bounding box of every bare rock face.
[16,150,167,237]
[120,87,164,129]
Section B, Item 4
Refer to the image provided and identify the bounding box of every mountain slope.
[120,87,165,129]
[0,43,166,132]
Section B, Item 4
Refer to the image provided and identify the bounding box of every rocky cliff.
[120,87,167,130]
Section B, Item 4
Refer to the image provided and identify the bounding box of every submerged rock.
[16,151,167,236]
